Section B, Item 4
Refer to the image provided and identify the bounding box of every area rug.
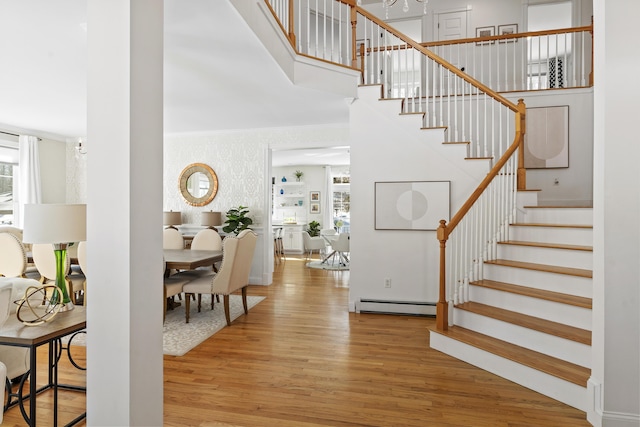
[62,294,265,357]
[306,261,349,271]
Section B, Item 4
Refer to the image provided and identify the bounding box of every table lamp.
[23,204,86,312]
[201,211,222,231]
[163,210,182,230]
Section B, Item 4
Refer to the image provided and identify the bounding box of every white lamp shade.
[201,211,222,227]
[163,211,182,226]
[23,204,87,244]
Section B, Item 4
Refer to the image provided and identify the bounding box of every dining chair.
[0,233,28,278]
[183,229,257,325]
[331,233,350,266]
[162,259,194,323]
[190,228,223,272]
[163,227,184,250]
[0,278,33,416]
[302,231,326,262]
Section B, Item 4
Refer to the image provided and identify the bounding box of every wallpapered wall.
[66,125,349,227]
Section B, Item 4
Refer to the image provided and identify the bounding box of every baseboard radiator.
[356,299,436,316]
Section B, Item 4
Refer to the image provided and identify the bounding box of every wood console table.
[0,306,86,426]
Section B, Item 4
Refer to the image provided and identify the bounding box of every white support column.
[86,1,164,425]
[591,1,640,426]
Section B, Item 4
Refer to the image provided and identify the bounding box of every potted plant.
[306,220,321,237]
[294,170,304,181]
[222,205,253,235]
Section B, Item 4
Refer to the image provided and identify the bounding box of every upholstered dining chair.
[162,259,194,323]
[163,227,184,250]
[0,233,28,278]
[0,278,34,418]
[183,229,257,325]
[190,228,223,272]
[302,231,326,262]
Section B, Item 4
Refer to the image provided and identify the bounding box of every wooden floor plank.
[2,255,589,426]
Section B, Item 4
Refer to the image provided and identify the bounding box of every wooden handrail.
[421,24,593,48]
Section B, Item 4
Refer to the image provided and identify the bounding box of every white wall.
[349,87,491,309]
[589,0,640,425]
[505,88,594,206]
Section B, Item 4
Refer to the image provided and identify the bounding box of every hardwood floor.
[2,255,590,426]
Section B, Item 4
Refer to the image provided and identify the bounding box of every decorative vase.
[280,189,284,195]
[281,176,287,182]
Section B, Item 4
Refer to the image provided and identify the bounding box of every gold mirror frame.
[179,163,218,207]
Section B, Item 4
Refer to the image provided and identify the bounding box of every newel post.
[436,220,448,331]
[516,98,527,191]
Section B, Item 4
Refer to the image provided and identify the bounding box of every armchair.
[183,229,257,325]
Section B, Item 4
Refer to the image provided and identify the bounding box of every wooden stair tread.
[498,240,593,252]
[456,301,592,345]
[430,325,591,387]
[399,111,424,115]
[485,259,593,278]
[511,222,593,229]
[471,279,592,309]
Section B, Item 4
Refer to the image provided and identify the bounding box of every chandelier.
[357,0,429,18]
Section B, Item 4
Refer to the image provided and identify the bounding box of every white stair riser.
[430,332,588,411]
[357,85,383,102]
[508,225,592,246]
[453,309,591,368]
[497,244,593,270]
[469,285,592,330]
[520,207,593,226]
[483,264,592,298]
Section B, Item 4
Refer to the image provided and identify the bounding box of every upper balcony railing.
[421,24,593,92]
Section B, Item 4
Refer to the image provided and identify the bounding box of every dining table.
[163,249,223,276]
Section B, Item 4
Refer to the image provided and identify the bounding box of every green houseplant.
[306,220,321,237]
[294,170,304,181]
[223,205,253,235]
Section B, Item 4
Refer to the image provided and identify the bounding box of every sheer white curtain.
[16,135,42,227]
[322,166,333,230]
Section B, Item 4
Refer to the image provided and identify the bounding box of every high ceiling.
[0,0,350,142]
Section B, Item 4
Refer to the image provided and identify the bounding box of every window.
[0,139,19,225]
[526,2,572,90]
[332,175,350,232]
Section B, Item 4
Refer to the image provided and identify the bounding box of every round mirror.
[179,163,218,206]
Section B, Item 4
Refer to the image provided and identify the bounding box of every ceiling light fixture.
[357,0,429,18]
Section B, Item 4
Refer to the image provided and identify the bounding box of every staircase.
[430,200,593,411]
